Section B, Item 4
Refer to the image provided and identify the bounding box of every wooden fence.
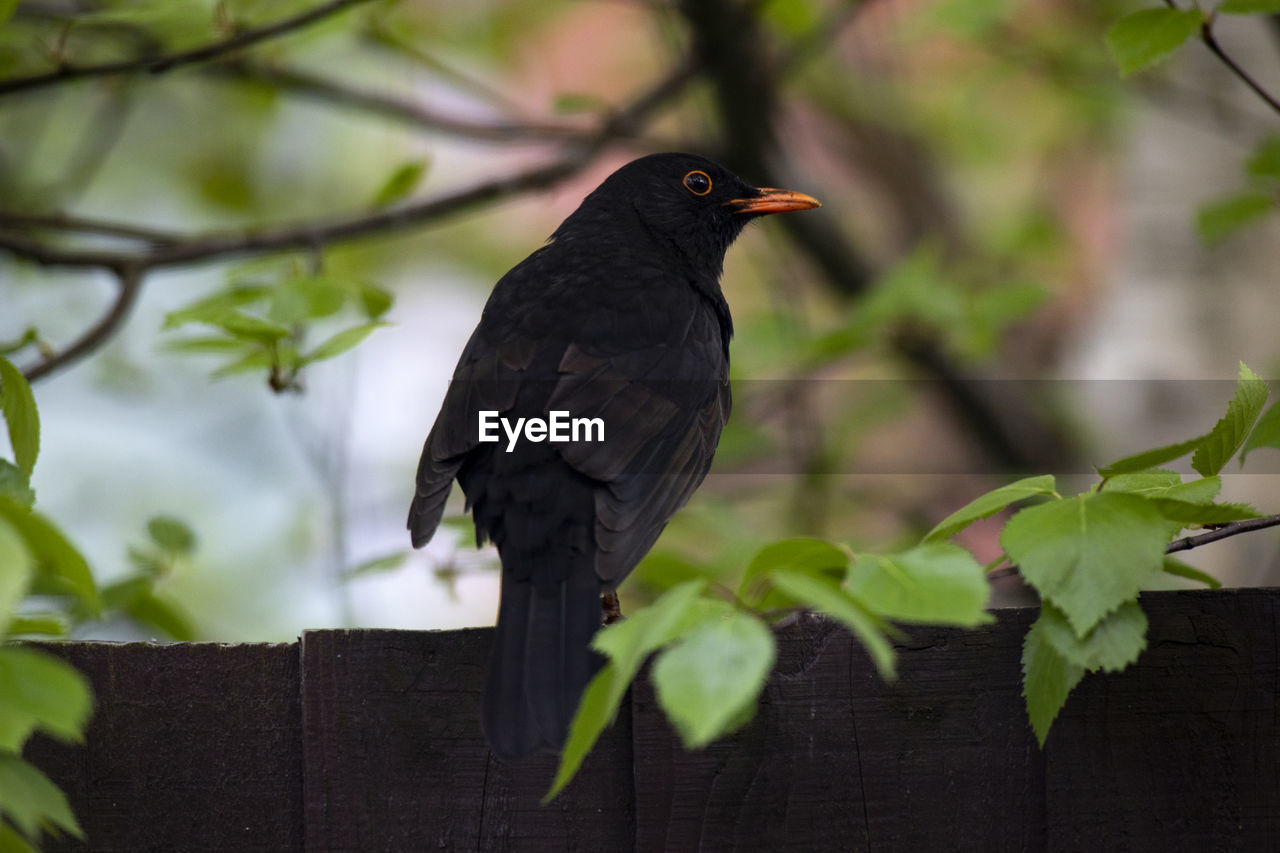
[26,587,1279,851]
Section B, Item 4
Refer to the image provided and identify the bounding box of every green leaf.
[0,461,33,509]
[1191,362,1268,476]
[1158,475,1222,505]
[161,337,247,354]
[1097,436,1204,478]
[1196,192,1274,244]
[1245,135,1280,179]
[738,538,848,605]
[0,819,40,852]
[1105,8,1202,77]
[552,92,606,114]
[0,356,39,478]
[1219,0,1280,13]
[301,322,385,365]
[847,543,993,626]
[162,286,269,330]
[0,0,20,27]
[356,283,393,320]
[1147,498,1260,525]
[0,647,92,751]
[550,581,708,798]
[1000,493,1167,637]
[0,752,83,841]
[344,551,408,578]
[6,614,69,638]
[770,570,896,679]
[268,277,349,325]
[1242,399,1280,463]
[1035,601,1148,673]
[1100,468,1182,496]
[545,665,614,802]
[371,160,429,207]
[634,551,712,592]
[923,475,1057,542]
[1021,612,1085,746]
[147,516,196,555]
[205,310,291,343]
[211,348,273,379]
[652,608,776,749]
[127,591,196,641]
[1161,556,1221,589]
[0,517,33,636]
[0,501,98,614]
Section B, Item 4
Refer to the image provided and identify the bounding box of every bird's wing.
[549,338,731,586]
[407,327,539,547]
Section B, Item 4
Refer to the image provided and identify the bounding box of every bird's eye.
[683,170,712,196]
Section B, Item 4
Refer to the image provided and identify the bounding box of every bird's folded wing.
[550,343,731,586]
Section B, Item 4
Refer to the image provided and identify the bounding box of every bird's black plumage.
[408,153,819,758]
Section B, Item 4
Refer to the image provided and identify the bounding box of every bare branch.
[22,264,144,382]
[0,211,182,245]
[1199,17,1280,117]
[1166,514,1280,554]
[208,61,591,143]
[0,0,379,97]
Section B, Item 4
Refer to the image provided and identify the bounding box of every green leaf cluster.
[163,260,392,392]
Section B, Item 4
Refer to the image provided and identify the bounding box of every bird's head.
[554,153,820,281]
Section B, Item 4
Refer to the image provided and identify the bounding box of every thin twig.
[23,264,144,382]
[208,61,592,143]
[1166,514,1280,554]
[1199,19,1280,117]
[0,0,378,97]
[0,211,183,245]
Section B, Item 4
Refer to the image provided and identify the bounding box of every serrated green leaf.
[1219,0,1280,13]
[1241,399,1280,463]
[739,538,848,605]
[162,286,269,330]
[1036,601,1148,673]
[0,501,97,614]
[1001,493,1167,637]
[147,516,196,555]
[0,517,33,636]
[1148,498,1260,525]
[1097,436,1204,478]
[1105,8,1201,76]
[1161,557,1222,588]
[0,356,39,478]
[301,322,385,365]
[1245,135,1280,179]
[127,591,196,641]
[1100,468,1182,496]
[0,752,83,841]
[1022,612,1085,746]
[652,608,776,749]
[1196,192,1274,244]
[0,460,33,509]
[1191,362,1268,476]
[924,475,1057,542]
[1158,475,1222,504]
[847,543,993,626]
[0,647,92,751]
[372,160,429,207]
[771,570,896,679]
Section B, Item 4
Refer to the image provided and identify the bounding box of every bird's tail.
[482,561,605,759]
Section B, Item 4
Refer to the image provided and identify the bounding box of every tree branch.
[0,0,379,97]
[1199,17,1280,117]
[1166,514,1280,554]
[22,264,144,382]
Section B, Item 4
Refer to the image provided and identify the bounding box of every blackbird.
[408,153,819,758]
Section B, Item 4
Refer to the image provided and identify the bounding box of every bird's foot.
[601,591,623,625]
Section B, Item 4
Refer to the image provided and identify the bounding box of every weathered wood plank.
[25,642,302,853]
[632,610,1045,852]
[1045,588,1280,852]
[299,628,633,853]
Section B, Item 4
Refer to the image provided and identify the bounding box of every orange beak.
[725,187,822,215]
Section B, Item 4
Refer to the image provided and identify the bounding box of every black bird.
[408,153,820,758]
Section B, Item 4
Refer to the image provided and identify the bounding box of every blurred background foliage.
[1,0,1278,644]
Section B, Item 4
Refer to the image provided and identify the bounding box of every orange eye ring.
[683,170,712,196]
